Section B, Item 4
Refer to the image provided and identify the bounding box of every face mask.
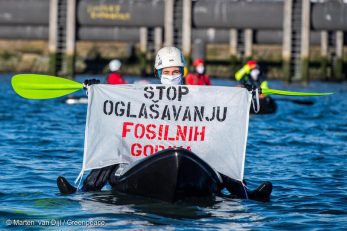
[250,69,260,81]
[161,74,182,85]
[196,65,205,74]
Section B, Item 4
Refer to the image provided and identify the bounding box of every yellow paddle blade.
[11,74,83,99]
[262,88,334,97]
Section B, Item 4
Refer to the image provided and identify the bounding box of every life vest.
[185,73,211,86]
[106,72,127,84]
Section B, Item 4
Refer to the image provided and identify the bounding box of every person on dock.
[185,58,211,86]
[57,47,272,201]
[106,59,128,85]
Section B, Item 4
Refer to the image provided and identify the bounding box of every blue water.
[1,74,346,230]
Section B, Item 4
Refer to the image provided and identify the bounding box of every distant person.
[235,60,268,92]
[106,59,128,84]
[185,58,211,85]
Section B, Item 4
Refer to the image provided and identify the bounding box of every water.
[1,74,346,230]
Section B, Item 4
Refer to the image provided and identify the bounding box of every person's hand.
[243,82,253,91]
[243,82,258,91]
[83,79,100,89]
[242,76,260,92]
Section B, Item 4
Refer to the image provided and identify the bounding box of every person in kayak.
[57,47,272,201]
[235,60,268,92]
[106,59,128,84]
[185,58,211,85]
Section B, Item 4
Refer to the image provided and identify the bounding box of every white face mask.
[250,69,260,81]
[196,65,205,74]
[161,74,182,85]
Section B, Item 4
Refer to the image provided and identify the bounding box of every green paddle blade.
[262,88,333,97]
[12,74,83,99]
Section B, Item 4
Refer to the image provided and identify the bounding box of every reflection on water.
[0,74,346,229]
[78,191,261,229]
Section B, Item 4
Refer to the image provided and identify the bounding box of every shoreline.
[0,40,346,81]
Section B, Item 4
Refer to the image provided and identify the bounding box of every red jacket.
[185,73,211,85]
[106,72,127,84]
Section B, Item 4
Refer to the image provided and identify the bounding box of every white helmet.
[109,59,121,72]
[154,46,186,70]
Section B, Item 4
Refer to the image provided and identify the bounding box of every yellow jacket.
[235,64,252,81]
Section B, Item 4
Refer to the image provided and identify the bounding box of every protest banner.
[78,84,251,181]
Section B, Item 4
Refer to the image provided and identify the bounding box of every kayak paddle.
[259,80,333,97]
[11,74,83,99]
[11,74,333,100]
[261,88,333,97]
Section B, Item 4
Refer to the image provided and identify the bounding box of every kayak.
[63,96,88,105]
[109,148,223,202]
[57,148,273,202]
[250,96,277,114]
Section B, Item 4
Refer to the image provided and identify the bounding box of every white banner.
[79,84,251,181]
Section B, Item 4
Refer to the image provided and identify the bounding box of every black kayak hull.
[250,96,277,114]
[111,148,223,202]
